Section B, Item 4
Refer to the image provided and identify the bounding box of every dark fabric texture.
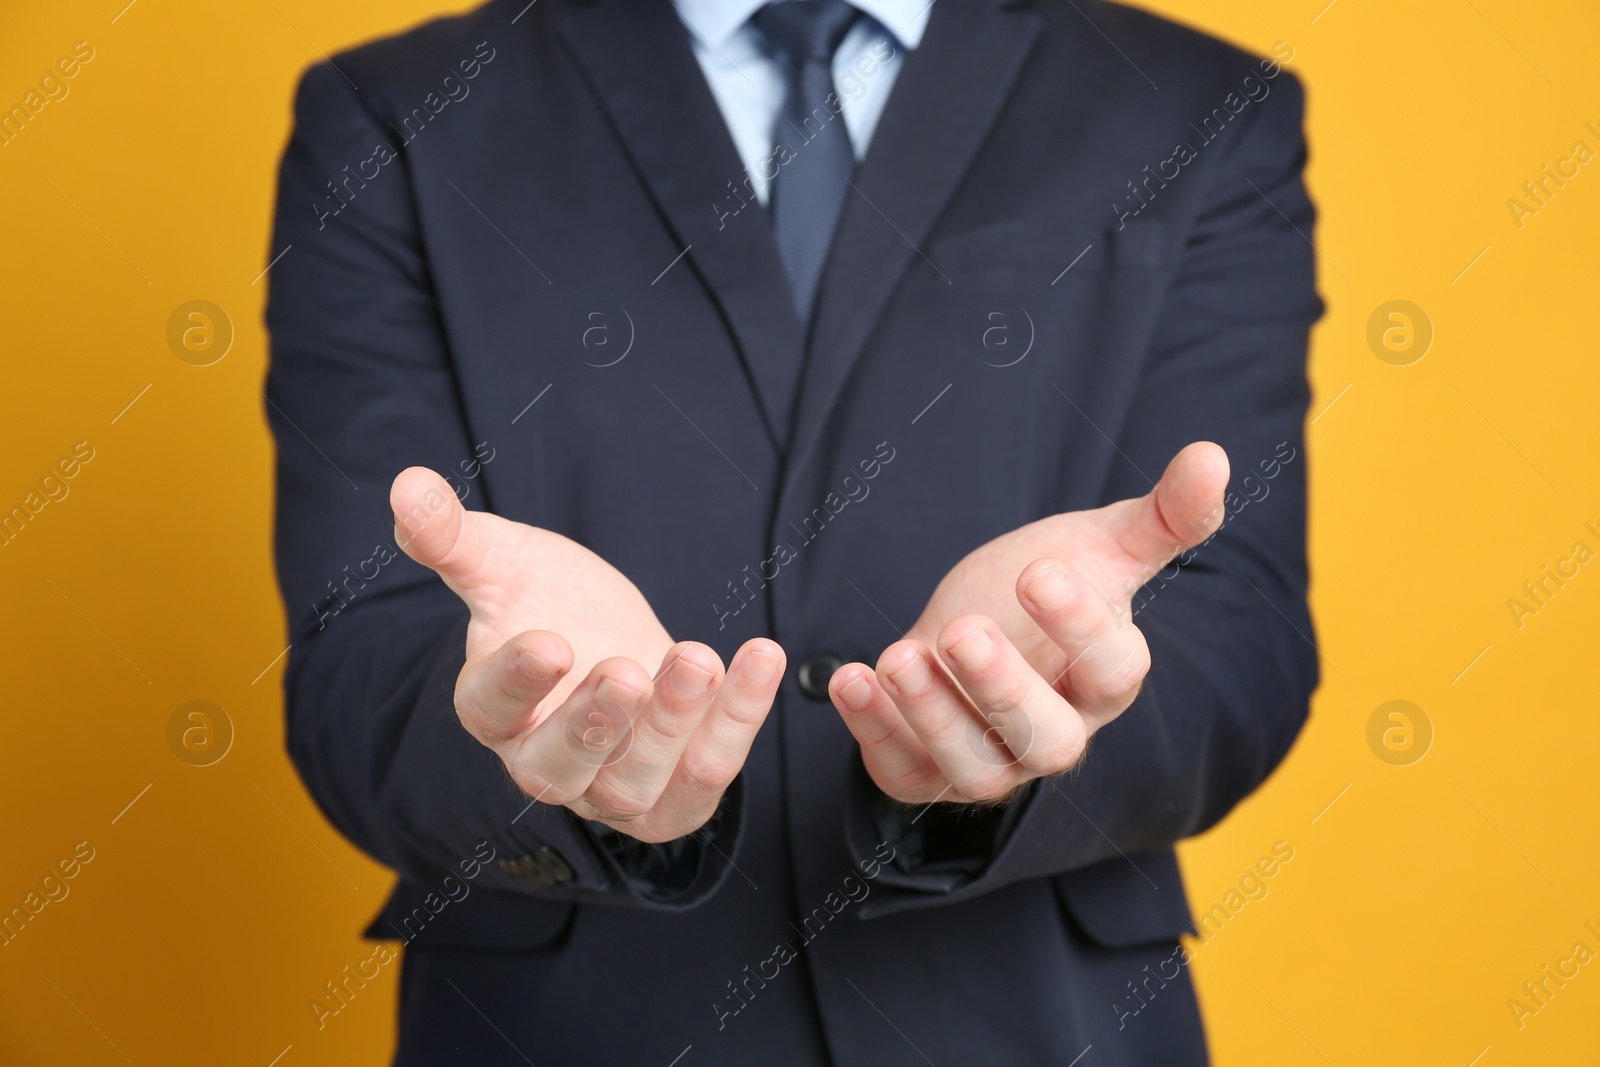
[264,0,1321,1062]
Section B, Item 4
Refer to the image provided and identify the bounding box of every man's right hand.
[390,467,785,844]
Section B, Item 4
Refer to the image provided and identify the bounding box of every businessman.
[265,0,1321,1062]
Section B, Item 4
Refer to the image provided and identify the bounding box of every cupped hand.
[390,468,785,842]
[827,442,1230,805]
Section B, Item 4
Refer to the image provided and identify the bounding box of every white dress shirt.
[673,0,930,204]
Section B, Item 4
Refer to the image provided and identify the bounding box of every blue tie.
[754,0,862,324]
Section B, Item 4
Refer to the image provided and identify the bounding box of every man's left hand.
[827,442,1230,806]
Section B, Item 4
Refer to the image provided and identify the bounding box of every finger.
[389,466,496,597]
[507,657,652,807]
[455,630,574,742]
[1017,559,1151,724]
[1113,441,1230,572]
[582,642,724,823]
[830,663,948,803]
[636,639,786,842]
[935,615,1088,776]
[876,640,1020,804]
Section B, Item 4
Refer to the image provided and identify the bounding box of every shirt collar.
[674,0,929,52]
[850,0,930,49]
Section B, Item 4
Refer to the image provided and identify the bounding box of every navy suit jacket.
[265,0,1321,1062]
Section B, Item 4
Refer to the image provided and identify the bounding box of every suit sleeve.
[852,72,1323,914]
[265,62,739,910]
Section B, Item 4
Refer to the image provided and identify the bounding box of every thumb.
[1114,441,1230,572]
[390,466,492,595]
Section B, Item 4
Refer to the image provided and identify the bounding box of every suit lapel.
[784,0,1041,481]
[552,0,802,451]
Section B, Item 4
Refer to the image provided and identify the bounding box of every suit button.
[797,652,846,701]
[498,846,575,889]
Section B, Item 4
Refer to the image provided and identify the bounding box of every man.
[264,0,1320,1061]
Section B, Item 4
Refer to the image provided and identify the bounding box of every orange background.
[1,1,1596,1063]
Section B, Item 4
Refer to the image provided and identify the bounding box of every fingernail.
[838,674,873,711]
[742,646,782,687]
[879,642,918,675]
[1025,567,1073,612]
[667,656,714,700]
[946,626,994,671]
[884,651,933,698]
[595,676,645,714]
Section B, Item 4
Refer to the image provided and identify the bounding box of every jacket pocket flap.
[366,881,575,950]
[1052,850,1194,947]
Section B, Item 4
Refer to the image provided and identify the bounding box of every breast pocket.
[929,219,1170,277]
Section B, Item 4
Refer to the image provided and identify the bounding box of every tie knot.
[754,0,861,64]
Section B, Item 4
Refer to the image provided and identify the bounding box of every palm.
[824,443,1230,805]
[389,467,786,843]
[906,504,1151,694]
[447,513,674,720]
